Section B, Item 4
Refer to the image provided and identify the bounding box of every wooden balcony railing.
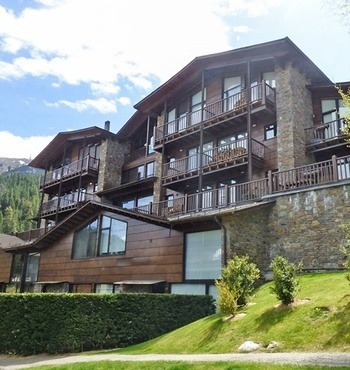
[305,119,347,147]
[40,192,97,217]
[162,138,264,182]
[16,226,54,242]
[155,81,275,145]
[40,156,99,188]
[135,155,350,218]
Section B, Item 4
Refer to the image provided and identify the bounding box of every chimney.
[104,120,110,131]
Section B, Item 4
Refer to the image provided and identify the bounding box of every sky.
[0,0,349,159]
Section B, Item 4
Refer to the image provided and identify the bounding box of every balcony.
[39,191,97,218]
[154,81,275,148]
[132,154,350,219]
[305,119,347,152]
[40,156,99,189]
[162,138,264,185]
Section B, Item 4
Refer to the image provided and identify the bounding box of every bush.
[270,256,302,305]
[0,293,215,355]
[215,254,260,315]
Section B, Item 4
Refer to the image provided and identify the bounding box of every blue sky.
[0,0,349,158]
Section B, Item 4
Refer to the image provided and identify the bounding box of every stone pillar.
[276,63,314,170]
[98,138,130,192]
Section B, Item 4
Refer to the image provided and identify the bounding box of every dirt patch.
[274,298,310,311]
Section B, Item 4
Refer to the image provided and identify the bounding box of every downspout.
[214,216,228,267]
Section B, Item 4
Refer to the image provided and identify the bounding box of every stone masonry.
[221,183,349,276]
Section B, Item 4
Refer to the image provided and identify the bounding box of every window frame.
[72,214,128,259]
[264,123,277,140]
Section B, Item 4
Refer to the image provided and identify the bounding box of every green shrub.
[0,293,215,355]
[270,256,302,305]
[215,254,260,315]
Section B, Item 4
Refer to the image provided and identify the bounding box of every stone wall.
[221,184,349,276]
[276,63,315,170]
[98,138,130,192]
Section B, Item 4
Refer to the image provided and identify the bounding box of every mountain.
[0,158,43,176]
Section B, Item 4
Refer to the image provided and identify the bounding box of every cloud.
[0,0,232,89]
[45,98,118,113]
[0,131,54,159]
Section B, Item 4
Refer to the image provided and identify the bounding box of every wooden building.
[2,37,350,295]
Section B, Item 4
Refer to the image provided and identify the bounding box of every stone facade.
[98,138,130,192]
[221,183,349,276]
[276,63,315,170]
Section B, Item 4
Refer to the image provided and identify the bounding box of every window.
[185,230,222,280]
[72,218,98,258]
[72,215,127,258]
[10,252,40,283]
[264,123,277,140]
[224,76,241,111]
[263,72,276,88]
[190,90,205,125]
[95,284,114,294]
[146,162,155,177]
[321,99,349,139]
[99,216,127,256]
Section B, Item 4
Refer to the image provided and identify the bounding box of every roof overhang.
[29,126,119,169]
[133,37,332,116]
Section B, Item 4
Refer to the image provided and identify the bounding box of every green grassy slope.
[119,272,350,354]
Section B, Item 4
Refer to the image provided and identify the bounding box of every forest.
[0,173,41,234]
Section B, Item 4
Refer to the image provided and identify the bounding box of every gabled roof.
[6,201,170,252]
[133,37,332,115]
[0,233,24,251]
[30,126,119,169]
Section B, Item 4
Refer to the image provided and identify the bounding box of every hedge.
[0,293,215,355]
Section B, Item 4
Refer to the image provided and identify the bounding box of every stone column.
[276,63,314,170]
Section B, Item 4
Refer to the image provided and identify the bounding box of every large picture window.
[72,215,127,259]
[185,230,222,280]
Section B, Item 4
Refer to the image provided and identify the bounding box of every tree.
[336,85,350,143]
[270,256,302,305]
[215,254,260,316]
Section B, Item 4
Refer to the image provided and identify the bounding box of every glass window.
[185,230,222,280]
[137,165,145,180]
[265,123,277,140]
[95,284,114,294]
[10,252,40,283]
[122,199,135,210]
[137,195,153,208]
[146,162,155,177]
[99,215,127,256]
[263,72,276,88]
[72,215,127,258]
[26,253,40,282]
[72,218,98,258]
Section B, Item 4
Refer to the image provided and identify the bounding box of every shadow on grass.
[255,304,294,331]
[197,315,226,348]
[325,296,350,348]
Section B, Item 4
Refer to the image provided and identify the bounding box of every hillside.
[120,272,350,354]
[0,157,42,176]
[0,172,41,233]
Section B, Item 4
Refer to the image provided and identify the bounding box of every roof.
[30,126,119,169]
[0,233,24,251]
[7,201,170,252]
[133,37,332,116]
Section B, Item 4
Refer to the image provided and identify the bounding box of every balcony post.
[268,170,273,194]
[184,194,188,213]
[332,155,338,182]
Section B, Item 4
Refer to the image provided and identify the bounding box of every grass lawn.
[118,272,350,354]
[27,361,350,370]
[12,272,350,370]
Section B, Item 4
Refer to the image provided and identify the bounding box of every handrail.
[136,155,350,218]
[155,81,275,143]
[40,156,99,187]
[40,192,97,216]
[305,119,346,144]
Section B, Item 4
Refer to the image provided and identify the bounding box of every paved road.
[0,352,350,369]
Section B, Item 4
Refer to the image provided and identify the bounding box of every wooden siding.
[37,214,183,287]
[0,249,12,282]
